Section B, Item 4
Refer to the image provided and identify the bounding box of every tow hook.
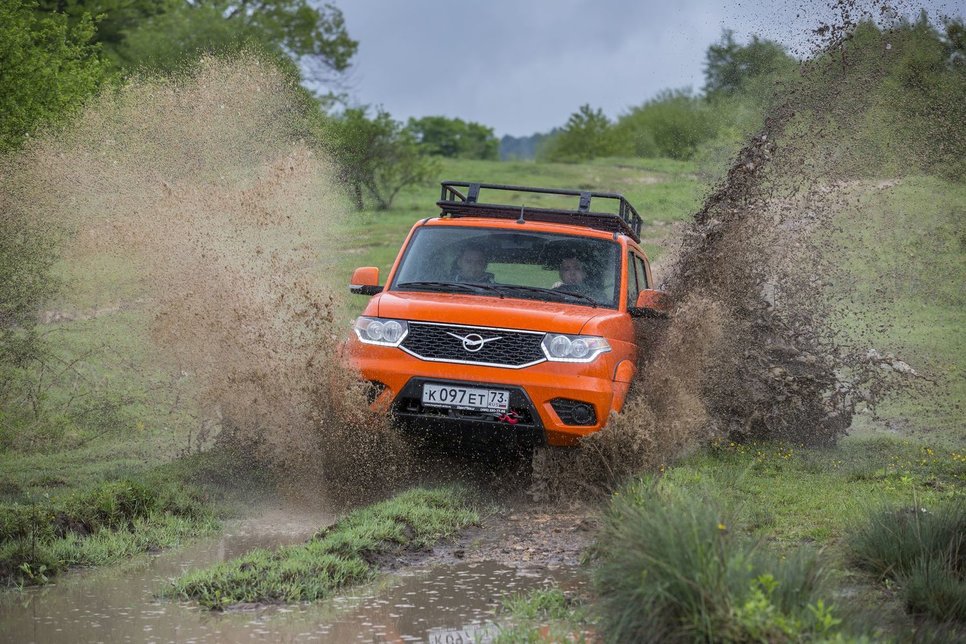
[497,410,521,425]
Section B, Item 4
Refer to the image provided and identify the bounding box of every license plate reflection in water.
[421,384,509,412]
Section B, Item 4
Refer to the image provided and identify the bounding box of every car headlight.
[353,317,409,346]
[541,333,610,362]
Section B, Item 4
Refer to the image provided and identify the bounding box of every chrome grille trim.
[400,321,547,369]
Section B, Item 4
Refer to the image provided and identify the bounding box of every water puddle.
[0,508,581,642]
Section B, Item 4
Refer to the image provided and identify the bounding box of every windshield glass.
[390,226,621,308]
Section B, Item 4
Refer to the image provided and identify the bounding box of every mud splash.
[2,55,411,504]
[535,2,963,496]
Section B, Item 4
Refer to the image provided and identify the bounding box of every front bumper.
[348,342,628,446]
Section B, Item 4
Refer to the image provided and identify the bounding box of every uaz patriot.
[345,182,668,447]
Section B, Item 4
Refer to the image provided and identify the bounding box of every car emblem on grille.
[445,331,503,353]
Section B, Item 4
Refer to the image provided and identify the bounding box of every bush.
[848,501,965,623]
[614,89,721,160]
[595,480,838,642]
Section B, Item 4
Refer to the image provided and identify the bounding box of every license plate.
[421,383,509,412]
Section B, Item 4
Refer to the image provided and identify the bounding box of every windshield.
[390,226,621,308]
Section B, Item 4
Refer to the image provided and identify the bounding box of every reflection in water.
[0,509,581,643]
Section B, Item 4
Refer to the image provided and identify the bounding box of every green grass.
[829,176,966,440]
[594,437,964,640]
[595,478,838,643]
[495,587,594,643]
[588,165,965,639]
[0,476,217,587]
[172,486,479,610]
[847,500,965,623]
[664,437,964,545]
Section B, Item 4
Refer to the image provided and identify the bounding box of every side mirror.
[629,289,670,319]
[350,267,382,296]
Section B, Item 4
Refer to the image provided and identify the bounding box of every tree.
[0,1,93,405]
[322,108,439,211]
[33,0,171,68]
[1,0,106,151]
[406,116,499,160]
[35,1,357,87]
[540,105,625,162]
[703,30,797,97]
[943,18,965,62]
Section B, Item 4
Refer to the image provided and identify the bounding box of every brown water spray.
[532,1,959,497]
[3,55,411,503]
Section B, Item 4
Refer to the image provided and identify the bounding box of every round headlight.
[570,338,589,358]
[549,335,572,357]
[365,320,385,341]
[381,320,404,343]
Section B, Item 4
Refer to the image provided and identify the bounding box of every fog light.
[572,403,594,425]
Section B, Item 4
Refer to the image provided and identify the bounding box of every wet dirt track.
[0,499,589,643]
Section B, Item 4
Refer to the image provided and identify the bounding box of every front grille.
[400,322,546,368]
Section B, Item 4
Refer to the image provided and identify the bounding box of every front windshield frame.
[388,225,623,309]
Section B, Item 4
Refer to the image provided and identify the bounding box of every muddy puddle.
[0,506,583,643]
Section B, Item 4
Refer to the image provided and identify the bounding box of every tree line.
[539,17,964,180]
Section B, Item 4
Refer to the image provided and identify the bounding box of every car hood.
[374,291,602,335]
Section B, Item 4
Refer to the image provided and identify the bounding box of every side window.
[634,255,649,290]
[625,251,640,308]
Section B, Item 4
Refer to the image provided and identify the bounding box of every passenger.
[554,253,596,298]
[452,247,494,283]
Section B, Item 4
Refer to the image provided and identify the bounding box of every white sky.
[334,0,963,136]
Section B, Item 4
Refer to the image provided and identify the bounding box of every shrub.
[594,480,837,642]
[848,501,965,623]
[614,89,720,160]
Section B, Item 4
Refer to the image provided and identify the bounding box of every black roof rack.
[437,181,644,242]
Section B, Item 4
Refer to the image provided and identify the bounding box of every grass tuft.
[848,500,965,623]
[594,479,839,643]
[173,486,479,609]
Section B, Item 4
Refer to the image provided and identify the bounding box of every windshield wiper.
[396,281,505,297]
[493,284,598,307]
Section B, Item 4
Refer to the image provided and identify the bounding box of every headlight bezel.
[541,333,611,362]
[353,316,409,346]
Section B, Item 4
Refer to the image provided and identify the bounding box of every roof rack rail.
[436,181,644,242]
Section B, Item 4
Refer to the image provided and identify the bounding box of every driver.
[554,253,596,298]
[452,247,494,283]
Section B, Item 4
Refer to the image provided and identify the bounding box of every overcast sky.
[335,0,962,137]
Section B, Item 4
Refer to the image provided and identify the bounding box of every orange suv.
[346,182,668,447]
